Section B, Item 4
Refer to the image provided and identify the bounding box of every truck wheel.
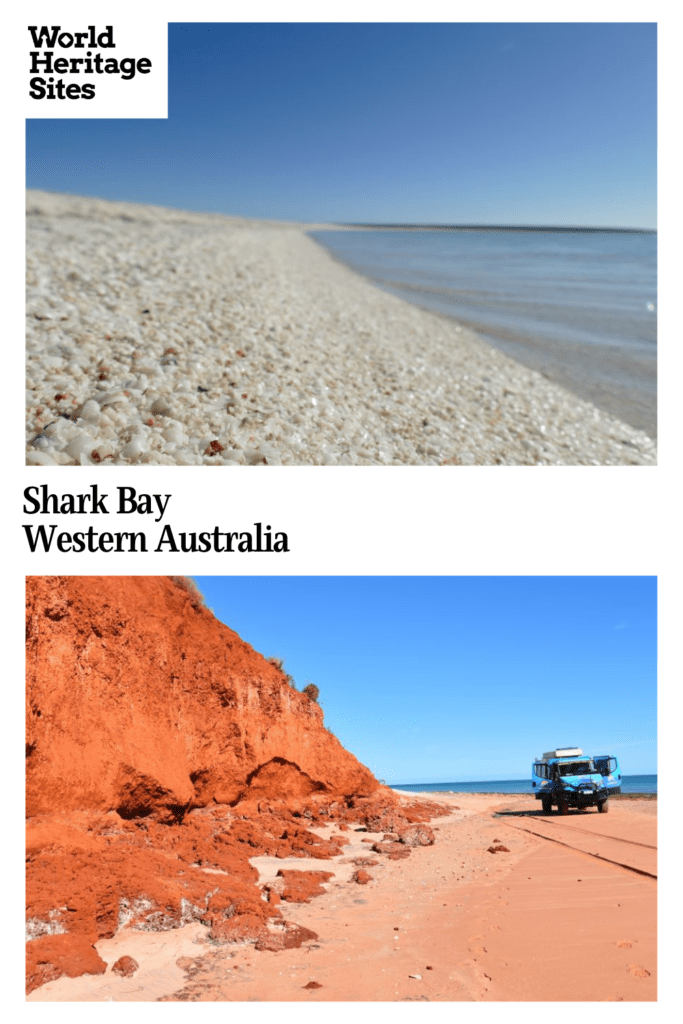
[541,796,552,814]
[558,797,568,815]
[598,800,609,813]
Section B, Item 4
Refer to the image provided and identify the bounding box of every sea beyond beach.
[311,228,657,438]
[391,774,657,796]
[26,191,656,466]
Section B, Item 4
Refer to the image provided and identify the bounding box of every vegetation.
[167,576,206,609]
[266,656,297,689]
[302,683,320,703]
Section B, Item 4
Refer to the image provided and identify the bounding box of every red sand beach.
[28,791,656,1002]
[26,579,656,1003]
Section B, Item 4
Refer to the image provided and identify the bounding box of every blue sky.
[192,577,657,784]
[26,22,656,227]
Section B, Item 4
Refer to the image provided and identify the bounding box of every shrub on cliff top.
[302,683,319,703]
[167,576,205,609]
[267,656,297,688]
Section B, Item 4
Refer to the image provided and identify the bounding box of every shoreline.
[28,792,656,1001]
[308,231,656,438]
[27,190,656,465]
[392,789,657,798]
[338,224,656,234]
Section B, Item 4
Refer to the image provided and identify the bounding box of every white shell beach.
[26,191,656,466]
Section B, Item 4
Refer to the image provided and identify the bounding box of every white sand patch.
[26,922,210,1002]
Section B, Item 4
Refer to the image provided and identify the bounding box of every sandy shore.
[26,191,655,466]
[312,234,657,439]
[28,792,656,1001]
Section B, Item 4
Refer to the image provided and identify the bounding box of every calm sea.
[310,228,657,437]
[391,774,657,796]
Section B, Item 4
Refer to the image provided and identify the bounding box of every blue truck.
[531,747,621,814]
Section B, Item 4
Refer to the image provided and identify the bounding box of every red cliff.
[26,577,433,994]
[26,575,377,818]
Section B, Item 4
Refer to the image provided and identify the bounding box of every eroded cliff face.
[26,577,437,994]
[27,576,378,817]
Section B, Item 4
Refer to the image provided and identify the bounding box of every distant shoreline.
[339,224,656,234]
[390,774,657,797]
[393,790,657,799]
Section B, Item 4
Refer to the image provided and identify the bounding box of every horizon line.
[390,770,657,785]
[337,223,656,234]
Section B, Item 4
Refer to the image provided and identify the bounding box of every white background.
[7,2,679,1019]
[23,16,167,118]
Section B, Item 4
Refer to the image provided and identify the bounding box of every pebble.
[26,190,656,466]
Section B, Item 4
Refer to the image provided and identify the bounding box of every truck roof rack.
[540,747,583,759]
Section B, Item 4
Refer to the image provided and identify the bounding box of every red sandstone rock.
[487,844,510,854]
[26,934,107,995]
[209,914,269,944]
[111,955,139,977]
[371,841,411,858]
[342,791,446,833]
[352,869,372,885]
[397,824,435,847]
[254,921,319,952]
[363,810,407,832]
[276,869,334,902]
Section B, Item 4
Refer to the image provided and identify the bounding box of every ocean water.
[391,774,657,796]
[310,228,657,437]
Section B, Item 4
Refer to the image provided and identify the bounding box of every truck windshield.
[558,761,594,776]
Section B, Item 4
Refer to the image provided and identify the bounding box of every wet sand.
[310,228,657,438]
[28,792,656,1002]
